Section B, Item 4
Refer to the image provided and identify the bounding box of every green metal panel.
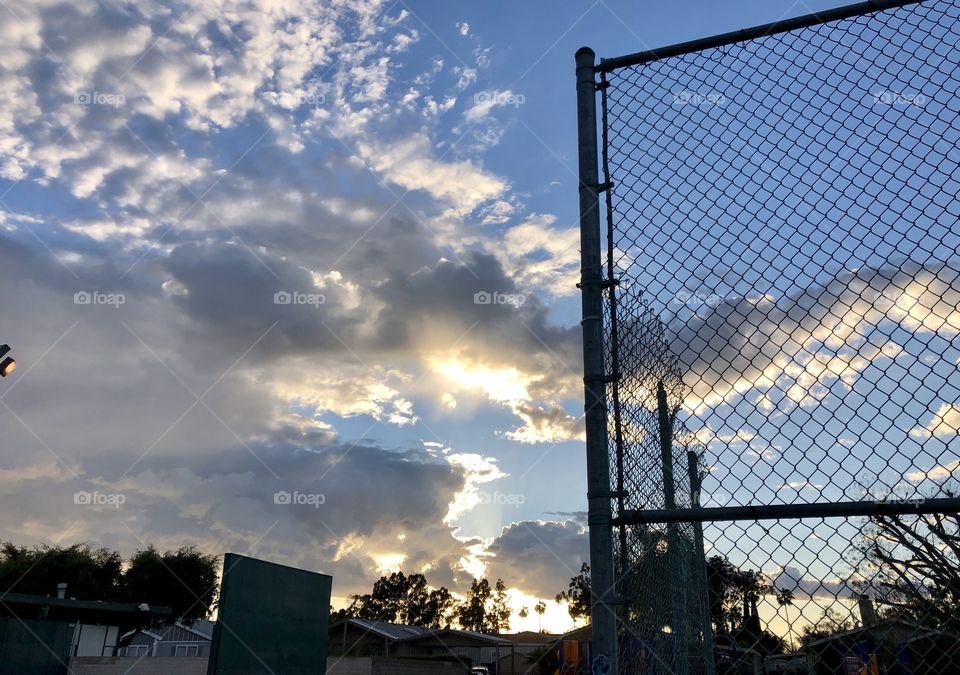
[0,617,72,675]
[207,553,332,675]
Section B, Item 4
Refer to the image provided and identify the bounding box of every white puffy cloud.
[669,263,960,412]
[910,405,960,440]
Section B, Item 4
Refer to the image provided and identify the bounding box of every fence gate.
[575,1,960,673]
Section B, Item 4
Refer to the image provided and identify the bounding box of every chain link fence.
[578,1,960,673]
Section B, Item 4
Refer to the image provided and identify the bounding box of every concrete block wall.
[70,656,208,675]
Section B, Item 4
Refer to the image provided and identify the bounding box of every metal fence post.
[575,46,618,675]
[687,450,715,675]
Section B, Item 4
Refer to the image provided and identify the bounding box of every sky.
[0,0,957,637]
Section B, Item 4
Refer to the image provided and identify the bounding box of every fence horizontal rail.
[616,497,960,525]
[596,0,925,71]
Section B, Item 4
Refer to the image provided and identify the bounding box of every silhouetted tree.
[555,562,591,622]
[488,578,511,634]
[855,511,960,632]
[534,600,547,632]
[457,577,492,632]
[337,572,454,627]
[0,542,122,600]
[121,546,219,622]
[422,586,457,628]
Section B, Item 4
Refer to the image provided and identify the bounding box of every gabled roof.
[120,628,163,641]
[121,619,215,642]
[560,625,591,643]
[174,619,214,640]
[805,618,955,648]
[400,628,513,646]
[329,619,513,645]
[503,630,563,645]
[332,618,432,640]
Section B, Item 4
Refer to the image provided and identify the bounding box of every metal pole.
[687,450,715,675]
[575,46,618,675]
[658,383,687,675]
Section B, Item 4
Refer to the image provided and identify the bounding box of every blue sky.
[1,0,957,634]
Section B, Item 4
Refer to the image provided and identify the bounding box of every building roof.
[560,625,591,643]
[506,631,560,644]
[0,591,171,624]
[177,619,214,639]
[332,618,432,640]
[329,619,513,646]
[400,628,513,646]
[805,618,955,648]
[121,619,216,642]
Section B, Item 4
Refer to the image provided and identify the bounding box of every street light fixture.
[0,344,15,377]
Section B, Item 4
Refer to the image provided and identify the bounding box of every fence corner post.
[575,45,619,675]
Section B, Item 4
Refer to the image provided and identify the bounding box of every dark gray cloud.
[771,565,855,600]
[485,519,588,597]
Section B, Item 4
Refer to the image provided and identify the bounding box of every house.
[117,619,214,657]
[328,619,513,672]
[395,627,514,670]
[498,631,560,675]
[0,584,171,675]
[804,617,960,674]
[329,618,432,656]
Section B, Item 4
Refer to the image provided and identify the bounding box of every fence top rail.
[595,0,927,72]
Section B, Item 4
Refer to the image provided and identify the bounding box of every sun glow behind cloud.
[432,357,539,404]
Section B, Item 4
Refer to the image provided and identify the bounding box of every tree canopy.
[0,542,219,623]
[334,571,455,628]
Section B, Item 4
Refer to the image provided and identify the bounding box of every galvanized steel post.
[575,46,618,675]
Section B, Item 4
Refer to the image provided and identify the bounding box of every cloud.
[0,0,587,606]
[504,404,584,444]
[485,520,588,598]
[909,405,960,440]
[464,89,524,123]
[356,133,507,216]
[668,262,960,411]
[770,566,856,599]
[904,458,960,482]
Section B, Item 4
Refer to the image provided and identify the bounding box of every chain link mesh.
[598,1,960,673]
